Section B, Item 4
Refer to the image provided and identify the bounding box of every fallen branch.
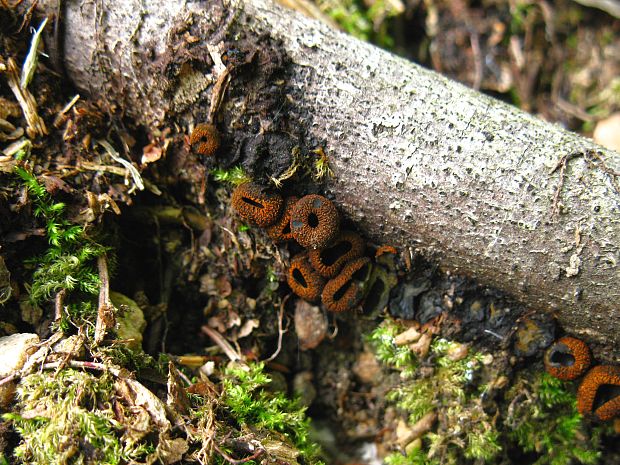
[32,0,620,358]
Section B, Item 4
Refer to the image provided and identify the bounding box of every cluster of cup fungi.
[191,123,619,424]
[231,182,376,313]
[188,121,389,314]
[544,336,620,421]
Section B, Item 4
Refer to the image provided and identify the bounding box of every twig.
[201,325,242,362]
[206,44,231,123]
[174,367,192,387]
[96,139,145,192]
[53,94,80,128]
[94,254,115,346]
[0,372,18,387]
[263,294,290,362]
[0,358,125,387]
[469,29,482,91]
[40,360,124,377]
[211,441,265,465]
[3,58,48,137]
[54,289,66,322]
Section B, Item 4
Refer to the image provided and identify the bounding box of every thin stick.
[4,58,47,137]
[0,359,125,386]
[211,441,264,465]
[54,289,66,322]
[263,294,290,362]
[94,255,114,346]
[201,326,241,362]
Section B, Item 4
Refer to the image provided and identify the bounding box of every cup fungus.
[190,123,221,156]
[308,230,365,278]
[577,365,620,421]
[287,254,326,303]
[322,257,372,313]
[231,182,284,227]
[267,196,299,242]
[544,336,592,381]
[290,194,339,249]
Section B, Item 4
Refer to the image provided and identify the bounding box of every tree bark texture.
[37,0,620,358]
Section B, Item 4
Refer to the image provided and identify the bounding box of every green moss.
[367,321,500,464]
[4,369,154,464]
[97,344,167,376]
[318,0,400,49]
[220,362,322,462]
[15,166,108,306]
[57,300,98,337]
[385,447,439,465]
[366,319,417,377]
[506,372,602,465]
[211,166,251,186]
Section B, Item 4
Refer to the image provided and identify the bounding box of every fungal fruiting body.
[287,254,326,303]
[577,365,620,421]
[375,245,398,258]
[231,182,283,227]
[308,230,365,278]
[544,336,592,381]
[190,123,220,156]
[290,194,339,249]
[267,196,299,242]
[322,257,372,313]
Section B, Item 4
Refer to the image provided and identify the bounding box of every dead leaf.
[116,378,170,429]
[166,361,191,418]
[215,275,232,297]
[235,318,260,339]
[394,326,422,346]
[156,434,189,465]
[409,333,433,358]
[142,142,163,165]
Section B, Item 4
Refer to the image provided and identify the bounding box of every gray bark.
[38,0,620,358]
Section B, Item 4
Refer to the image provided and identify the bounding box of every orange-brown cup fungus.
[321,257,372,313]
[231,182,283,227]
[267,196,299,242]
[287,254,326,303]
[290,194,339,249]
[308,230,365,278]
[544,336,592,381]
[190,123,221,156]
[577,365,620,421]
[375,245,398,258]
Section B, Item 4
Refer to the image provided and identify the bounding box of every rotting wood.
[32,0,620,360]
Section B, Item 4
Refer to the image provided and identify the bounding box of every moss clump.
[4,369,154,465]
[15,166,108,306]
[220,362,322,463]
[366,319,417,377]
[185,361,322,464]
[384,448,439,465]
[369,319,606,465]
[369,320,500,464]
[211,166,251,186]
[505,372,603,465]
[317,0,401,49]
